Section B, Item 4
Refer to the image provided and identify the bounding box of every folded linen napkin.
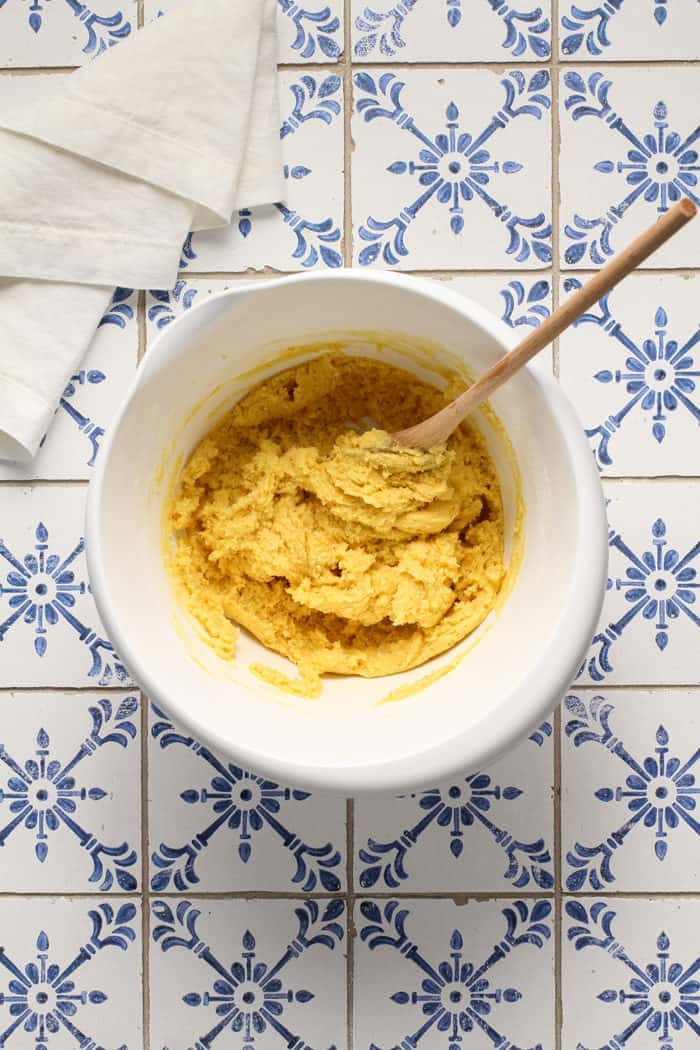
[0,0,284,462]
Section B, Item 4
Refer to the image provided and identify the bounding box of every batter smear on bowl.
[167,353,505,696]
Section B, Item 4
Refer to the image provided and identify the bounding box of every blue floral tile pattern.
[351,0,551,62]
[0,690,140,892]
[178,72,344,272]
[559,67,699,268]
[148,702,346,893]
[0,0,699,1040]
[0,487,130,687]
[354,725,554,892]
[352,68,552,270]
[144,0,343,63]
[559,0,700,60]
[149,898,346,1049]
[577,481,700,686]
[559,274,700,477]
[354,898,554,1050]
[562,690,700,893]
[0,0,134,66]
[0,897,142,1048]
[562,898,700,1050]
[0,289,137,482]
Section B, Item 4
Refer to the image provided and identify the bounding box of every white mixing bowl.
[86,270,607,795]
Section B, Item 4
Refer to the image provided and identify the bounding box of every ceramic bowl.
[86,270,607,796]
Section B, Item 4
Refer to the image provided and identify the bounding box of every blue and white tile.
[351,68,552,270]
[351,0,550,62]
[560,67,700,269]
[178,71,344,273]
[0,486,131,688]
[562,689,700,894]
[354,723,554,893]
[559,0,700,61]
[0,690,141,892]
[354,898,554,1050]
[0,0,135,67]
[148,701,346,893]
[0,897,142,1049]
[559,274,700,477]
[146,278,235,346]
[439,274,553,376]
[144,0,344,63]
[563,898,700,1050]
[578,481,700,686]
[0,289,138,482]
[149,897,346,1049]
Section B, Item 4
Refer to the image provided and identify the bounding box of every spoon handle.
[393,197,697,449]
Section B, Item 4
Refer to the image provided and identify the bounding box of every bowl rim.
[86,269,608,795]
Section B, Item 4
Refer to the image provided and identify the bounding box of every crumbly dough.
[168,352,505,690]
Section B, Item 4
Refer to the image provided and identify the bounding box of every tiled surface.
[0,289,138,481]
[351,0,551,62]
[150,898,347,1048]
[354,898,555,1050]
[562,899,700,1049]
[0,1,699,1048]
[559,273,700,477]
[0,0,136,67]
[144,0,344,63]
[351,67,552,270]
[0,898,143,1047]
[559,67,700,269]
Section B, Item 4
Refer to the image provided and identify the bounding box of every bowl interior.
[89,274,598,793]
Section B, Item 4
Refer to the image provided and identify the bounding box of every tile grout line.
[140,689,151,1050]
[346,799,355,1050]
[342,0,353,270]
[342,9,355,1048]
[551,7,561,381]
[4,58,700,76]
[553,707,563,1049]
[175,266,700,279]
[0,888,699,899]
[550,6,564,1042]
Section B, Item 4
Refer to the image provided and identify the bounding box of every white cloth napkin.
[0,0,284,462]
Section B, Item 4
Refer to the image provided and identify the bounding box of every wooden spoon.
[391,197,697,450]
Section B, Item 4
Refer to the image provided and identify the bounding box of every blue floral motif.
[360,899,551,1050]
[500,279,551,328]
[39,289,134,467]
[51,370,106,467]
[97,287,134,330]
[179,75,343,271]
[179,233,197,269]
[353,0,550,58]
[0,522,128,685]
[561,0,699,55]
[0,903,136,1050]
[0,698,138,890]
[150,703,342,892]
[358,746,554,890]
[566,900,700,1048]
[583,517,699,681]
[278,0,341,58]
[0,0,132,54]
[563,695,699,891]
[563,74,700,265]
[148,281,199,330]
[152,898,344,1049]
[354,70,551,266]
[529,719,553,746]
[563,282,700,468]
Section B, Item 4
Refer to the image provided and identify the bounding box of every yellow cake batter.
[167,352,505,694]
